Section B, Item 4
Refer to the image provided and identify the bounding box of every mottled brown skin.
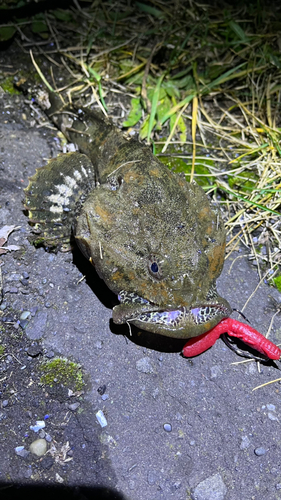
[24,90,231,339]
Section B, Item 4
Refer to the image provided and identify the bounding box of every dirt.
[1,44,281,500]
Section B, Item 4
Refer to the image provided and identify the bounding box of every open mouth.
[116,290,230,330]
[135,304,230,329]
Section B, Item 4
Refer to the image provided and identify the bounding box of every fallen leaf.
[0,225,21,255]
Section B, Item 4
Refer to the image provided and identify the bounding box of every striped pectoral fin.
[182,318,281,360]
[24,152,95,248]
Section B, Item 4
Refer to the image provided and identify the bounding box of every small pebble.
[15,446,29,458]
[136,357,154,374]
[97,384,106,396]
[55,473,64,483]
[147,469,157,485]
[30,420,45,432]
[210,365,221,378]
[94,340,103,349]
[25,311,48,340]
[29,438,47,457]
[40,456,54,470]
[240,435,250,450]
[2,400,8,408]
[19,319,29,329]
[22,271,29,279]
[20,278,29,287]
[20,311,31,320]
[267,404,276,411]
[45,349,54,358]
[101,394,109,401]
[96,410,107,427]
[192,473,227,500]
[27,344,43,358]
[30,306,38,316]
[268,412,278,421]
[68,402,80,411]
[163,423,172,432]
[254,447,267,456]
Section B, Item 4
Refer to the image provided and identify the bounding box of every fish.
[24,88,232,341]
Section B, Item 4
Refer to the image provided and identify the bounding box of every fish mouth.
[113,291,232,339]
[135,303,230,327]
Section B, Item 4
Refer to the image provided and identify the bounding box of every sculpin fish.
[24,89,232,339]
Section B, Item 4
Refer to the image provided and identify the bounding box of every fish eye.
[148,254,163,280]
[151,262,158,273]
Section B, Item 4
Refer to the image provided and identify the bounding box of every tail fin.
[24,152,95,250]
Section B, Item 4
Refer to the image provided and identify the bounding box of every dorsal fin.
[24,152,95,249]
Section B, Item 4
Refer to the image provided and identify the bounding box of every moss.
[0,76,20,94]
[273,276,281,293]
[156,142,216,188]
[39,357,84,391]
[228,169,259,191]
[0,345,5,356]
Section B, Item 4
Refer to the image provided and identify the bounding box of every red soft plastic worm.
[182,318,281,360]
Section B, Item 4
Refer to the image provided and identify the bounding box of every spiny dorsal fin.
[24,152,95,249]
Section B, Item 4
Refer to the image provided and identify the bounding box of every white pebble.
[30,420,45,432]
[96,410,107,427]
[29,438,47,457]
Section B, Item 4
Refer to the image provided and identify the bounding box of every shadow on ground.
[0,483,127,500]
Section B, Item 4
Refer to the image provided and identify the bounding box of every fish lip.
[132,302,231,324]
[115,291,232,329]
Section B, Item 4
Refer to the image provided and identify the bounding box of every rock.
[163,423,172,432]
[29,438,47,457]
[30,420,45,432]
[20,311,31,320]
[27,344,43,357]
[19,319,29,329]
[240,435,250,450]
[40,456,54,470]
[25,311,48,340]
[254,447,267,456]
[147,469,158,485]
[68,402,80,411]
[15,446,29,458]
[96,410,107,427]
[192,473,227,500]
[136,357,154,374]
[97,384,106,395]
[20,278,29,287]
[268,412,278,421]
[210,365,221,378]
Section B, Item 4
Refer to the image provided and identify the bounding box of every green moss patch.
[39,357,84,391]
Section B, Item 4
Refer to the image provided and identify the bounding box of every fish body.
[25,90,231,339]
